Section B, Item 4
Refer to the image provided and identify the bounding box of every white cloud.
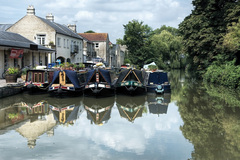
[1,0,193,42]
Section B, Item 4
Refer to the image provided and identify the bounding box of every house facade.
[7,5,84,65]
[82,37,96,62]
[0,31,53,78]
[79,33,110,66]
[109,44,125,68]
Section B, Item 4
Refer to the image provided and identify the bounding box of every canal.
[0,70,240,160]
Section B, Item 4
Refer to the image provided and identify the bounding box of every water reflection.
[116,95,146,122]
[147,93,171,116]
[48,97,84,125]
[83,97,114,125]
[177,80,240,160]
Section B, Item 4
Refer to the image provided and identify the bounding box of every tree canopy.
[120,20,185,69]
[179,0,240,75]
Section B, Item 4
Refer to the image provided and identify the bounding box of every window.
[67,39,69,48]
[57,38,61,47]
[37,34,46,45]
[95,43,99,48]
[64,39,66,48]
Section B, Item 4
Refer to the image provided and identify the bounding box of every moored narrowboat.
[146,71,171,94]
[24,68,55,93]
[84,68,115,97]
[114,68,146,95]
[48,70,84,96]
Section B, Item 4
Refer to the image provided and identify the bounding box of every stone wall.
[0,85,23,99]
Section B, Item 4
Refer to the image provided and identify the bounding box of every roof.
[0,31,54,52]
[38,17,83,40]
[0,24,12,31]
[78,33,108,42]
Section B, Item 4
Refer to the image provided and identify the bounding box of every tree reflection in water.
[177,79,240,160]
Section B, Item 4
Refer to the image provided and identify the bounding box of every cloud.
[1,0,193,43]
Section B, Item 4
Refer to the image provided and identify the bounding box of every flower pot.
[5,74,18,83]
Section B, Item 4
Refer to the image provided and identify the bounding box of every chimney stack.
[68,24,77,33]
[46,13,54,22]
[27,5,35,15]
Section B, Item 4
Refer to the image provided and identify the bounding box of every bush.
[203,61,240,89]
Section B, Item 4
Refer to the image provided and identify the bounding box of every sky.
[0,0,193,43]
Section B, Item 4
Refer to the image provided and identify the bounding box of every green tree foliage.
[203,60,240,88]
[120,21,184,69]
[179,0,240,75]
[150,30,184,69]
[84,30,95,33]
[122,20,153,67]
[153,25,180,36]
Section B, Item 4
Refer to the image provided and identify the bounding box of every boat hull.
[84,83,115,97]
[115,83,146,96]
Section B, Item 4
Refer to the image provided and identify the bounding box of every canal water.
[0,70,240,160]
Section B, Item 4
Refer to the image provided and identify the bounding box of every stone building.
[81,37,96,62]
[7,5,84,65]
[0,31,53,78]
[78,33,110,66]
[109,44,124,68]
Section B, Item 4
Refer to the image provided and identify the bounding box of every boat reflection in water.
[0,93,170,149]
[116,95,145,122]
[83,96,114,125]
[147,93,171,116]
[48,97,84,125]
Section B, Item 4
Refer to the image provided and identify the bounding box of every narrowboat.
[84,68,115,97]
[24,68,55,93]
[83,97,114,125]
[48,70,84,96]
[115,68,147,95]
[146,71,171,94]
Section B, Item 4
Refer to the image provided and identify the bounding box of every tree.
[122,20,153,67]
[150,30,184,69]
[84,30,95,33]
[179,0,240,75]
[222,18,240,64]
[153,25,180,36]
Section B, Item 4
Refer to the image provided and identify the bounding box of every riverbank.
[0,78,25,98]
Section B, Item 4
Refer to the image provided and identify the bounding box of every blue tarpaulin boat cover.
[148,72,169,85]
[85,69,112,85]
[50,70,60,86]
[50,70,81,88]
[116,69,144,84]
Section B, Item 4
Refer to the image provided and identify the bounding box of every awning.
[10,48,24,58]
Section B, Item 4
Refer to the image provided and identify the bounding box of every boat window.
[45,72,48,82]
[27,72,32,81]
[34,107,38,113]
[38,73,42,82]
[34,73,38,82]
[39,106,42,113]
